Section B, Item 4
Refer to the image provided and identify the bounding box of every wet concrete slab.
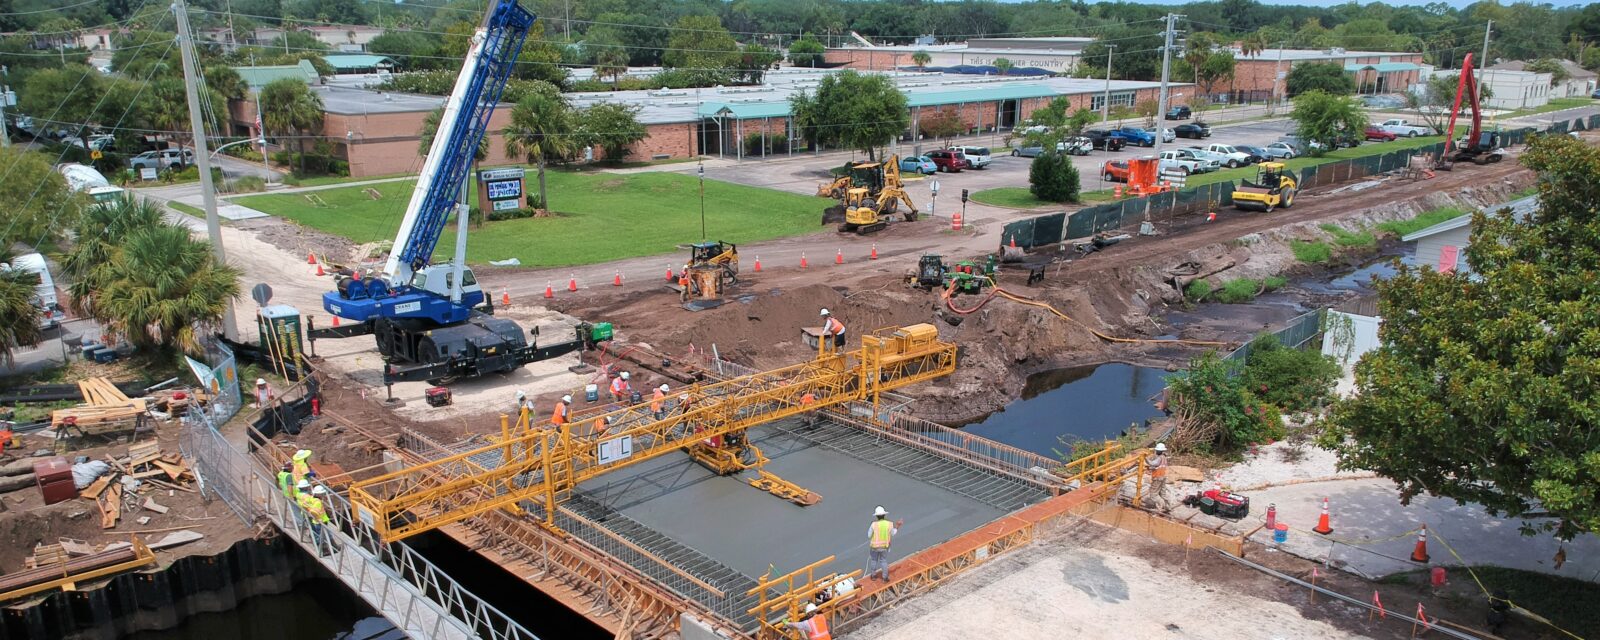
[576,420,1025,580]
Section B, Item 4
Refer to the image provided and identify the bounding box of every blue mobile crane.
[310,0,609,385]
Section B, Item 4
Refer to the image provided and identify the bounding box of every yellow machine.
[680,241,739,302]
[1232,162,1298,212]
[347,324,957,543]
[829,155,919,234]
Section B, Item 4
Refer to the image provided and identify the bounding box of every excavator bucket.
[822,205,848,225]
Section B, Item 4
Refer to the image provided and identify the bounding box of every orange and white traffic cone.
[315,262,325,276]
[753,256,762,272]
[1313,497,1333,535]
[952,211,963,230]
[870,244,878,260]
[1009,236,1018,249]
[568,275,578,292]
[1410,525,1431,563]
[502,292,510,306]
[665,265,675,282]
[543,282,554,299]
[1206,211,1217,222]
[800,253,808,269]
[307,253,317,264]
[331,316,340,327]
[613,272,623,286]
[835,249,844,265]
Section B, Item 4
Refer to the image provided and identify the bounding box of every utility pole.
[1101,44,1117,123]
[0,65,11,149]
[174,0,238,341]
[1151,13,1180,161]
[1480,21,1493,107]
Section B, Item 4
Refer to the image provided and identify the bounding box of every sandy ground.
[1212,437,1377,491]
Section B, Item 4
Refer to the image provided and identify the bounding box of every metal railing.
[179,406,543,640]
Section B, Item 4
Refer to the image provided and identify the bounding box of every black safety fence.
[999,114,1598,252]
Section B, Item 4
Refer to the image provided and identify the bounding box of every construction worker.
[820,309,846,350]
[866,505,902,582]
[609,371,631,402]
[1145,443,1170,509]
[552,395,571,427]
[784,603,831,639]
[293,479,312,528]
[679,271,692,302]
[651,384,669,420]
[297,485,333,555]
[276,462,295,499]
[514,390,529,416]
[593,415,614,437]
[291,449,315,484]
[253,378,273,409]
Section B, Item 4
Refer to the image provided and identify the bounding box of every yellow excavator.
[821,155,919,234]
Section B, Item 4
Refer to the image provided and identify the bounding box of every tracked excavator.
[820,155,919,234]
[1437,53,1507,170]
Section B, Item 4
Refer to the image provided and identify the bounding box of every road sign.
[250,283,273,306]
[90,150,102,160]
[139,167,157,181]
[929,179,940,195]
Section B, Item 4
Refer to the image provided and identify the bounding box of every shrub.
[742,132,789,156]
[1241,334,1341,412]
[486,207,539,221]
[1292,240,1332,263]
[1184,280,1212,301]
[1264,275,1288,290]
[1319,223,1376,248]
[1377,206,1467,237]
[222,175,267,193]
[1214,278,1261,304]
[1167,352,1285,453]
[1028,151,1080,203]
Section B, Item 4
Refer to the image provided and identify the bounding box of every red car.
[1364,126,1397,142]
[1101,160,1130,182]
[927,149,970,173]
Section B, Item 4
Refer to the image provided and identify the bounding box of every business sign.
[476,166,527,213]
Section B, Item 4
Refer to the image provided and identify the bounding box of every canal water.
[959,363,1173,457]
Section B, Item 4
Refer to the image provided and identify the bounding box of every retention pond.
[957,363,1173,457]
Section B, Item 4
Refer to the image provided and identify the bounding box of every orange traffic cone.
[800,253,808,269]
[835,249,844,265]
[1114,185,1124,198]
[870,244,878,260]
[543,282,554,299]
[1207,211,1217,222]
[1009,236,1017,249]
[331,316,340,327]
[307,253,317,264]
[951,211,963,230]
[613,272,623,286]
[753,256,762,272]
[568,275,578,292]
[665,265,675,282]
[502,292,510,306]
[315,263,325,276]
[1313,497,1333,535]
[1410,525,1431,563]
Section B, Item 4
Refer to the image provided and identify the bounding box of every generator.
[1184,488,1250,520]
[908,254,997,295]
[425,386,453,407]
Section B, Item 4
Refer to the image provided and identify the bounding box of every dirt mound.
[656,283,932,368]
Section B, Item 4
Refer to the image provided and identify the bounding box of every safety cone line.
[502,292,510,306]
[613,272,623,286]
[870,244,878,260]
[800,253,808,269]
[753,256,762,272]
[307,253,317,264]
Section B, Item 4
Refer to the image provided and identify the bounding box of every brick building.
[825,37,1093,74]
[1230,48,1426,98]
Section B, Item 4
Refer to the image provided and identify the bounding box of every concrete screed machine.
[820,155,919,234]
[1231,162,1298,212]
[310,0,610,386]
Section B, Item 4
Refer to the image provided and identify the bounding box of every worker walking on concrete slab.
[552,395,571,427]
[785,603,832,639]
[610,371,631,402]
[651,384,669,420]
[867,505,902,582]
[821,309,846,350]
[1145,443,1170,510]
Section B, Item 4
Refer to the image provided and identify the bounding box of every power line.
[0,0,100,16]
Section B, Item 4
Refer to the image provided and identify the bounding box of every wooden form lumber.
[50,377,147,428]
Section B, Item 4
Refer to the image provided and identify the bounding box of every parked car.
[952,145,992,169]
[1331,131,1362,148]
[898,155,936,174]
[1262,142,1298,159]
[1060,137,1094,156]
[1155,127,1176,143]
[1377,119,1434,137]
[129,148,193,170]
[1173,122,1211,139]
[1116,127,1156,147]
[926,149,969,172]
[1157,150,1205,175]
[1234,145,1271,164]
[1081,129,1127,151]
[1181,147,1230,171]
[2,253,65,329]
[1011,143,1045,158]
[1165,105,1192,120]
[1277,134,1319,154]
[1363,126,1398,142]
[1202,143,1254,168]
[70,134,116,151]
[1592,88,1600,99]
[1101,160,1129,182]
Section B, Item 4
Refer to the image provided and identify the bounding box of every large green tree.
[788,37,826,68]
[259,78,325,175]
[1286,62,1356,96]
[576,102,647,163]
[1322,134,1600,540]
[662,15,739,72]
[790,70,908,161]
[503,82,576,210]
[1289,90,1366,155]
[0,147,84,247]
[18,64,103,150]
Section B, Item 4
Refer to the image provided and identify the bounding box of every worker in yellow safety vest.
[609,372,631,401]
[785,603,831,640]
[297,485,334,555]
[291,449,315,484]
[552,395,571,426]
[866,505,902,582]
[276,462,295,499]
[651,384,668,420]
[820,309,846,349]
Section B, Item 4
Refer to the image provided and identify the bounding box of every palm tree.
[993,58,1014,76]
[0,250,46,366]
[259,78,324,175]
[503,84,576,211]
[912,50,931,70]
[1241,33,1268,60]
[594,49,629,84]
[61,195,164,316]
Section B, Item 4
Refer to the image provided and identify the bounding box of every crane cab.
[410,264,486,306]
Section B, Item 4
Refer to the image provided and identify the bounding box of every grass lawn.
[1504,97,1592,118]
[169,201,204,218]
[233,170,829,268]
[284,172,415,188]
[1377,205,1468,237]
[970,186,1117,209]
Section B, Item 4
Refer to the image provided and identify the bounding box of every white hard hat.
[820,308,831,316]
[561,394,572,403]
[873,505,887,517]
[256,378,266,386]
[297,480,310,489]
[311,485,327,495]
[659,384,669,392]
[1154,443,1167,452]
[620,372,629,380]
[605,416,615,424]
[515,389,527,400]
[805,603,818,614]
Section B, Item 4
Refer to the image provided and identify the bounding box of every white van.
[4,253,65,329]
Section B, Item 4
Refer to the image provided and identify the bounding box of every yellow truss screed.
[347,324,958,543]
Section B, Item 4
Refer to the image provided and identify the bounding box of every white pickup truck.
[1158,150,1207,175]
[1378,119,1434,138]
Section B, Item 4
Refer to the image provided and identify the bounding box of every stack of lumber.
[0,538,156,602]
[84,441,197,530]
[50,378,147,430]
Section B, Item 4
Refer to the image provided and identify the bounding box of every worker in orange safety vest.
[609,371,631,401]
[552,395,571,426]
[651,384,668,419]
[866,505,902,581]
[1145,442,1170,510]
[785,603,831,639]
[820,309,846,349]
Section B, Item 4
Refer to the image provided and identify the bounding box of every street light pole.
[697,161,706,241]
[1151,13,1181,161]
[1101,44,1117,123]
